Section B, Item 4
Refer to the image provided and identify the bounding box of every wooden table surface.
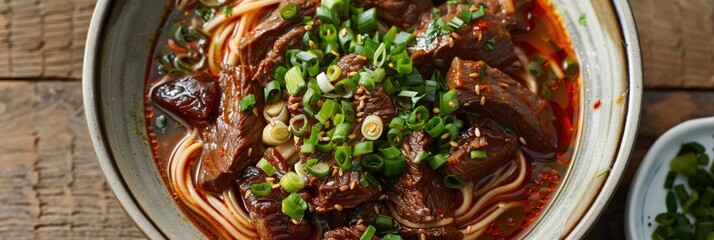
[0,0,711,239]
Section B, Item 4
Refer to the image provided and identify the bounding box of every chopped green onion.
[264,80,282,103]
[459,9,472,23]
[471,4,486,20]
[239,94,256,112]
[360,225,376,240]
[280,2,298,19]
[428,153,448,170]
[335,146,353,170]
[395,57,413,75]
[354,141,374,156]
[316,99,338,124]
[443,124,459,142]
[440,90,459,115]
[285,66,305,96]
[374,215,394,230]
[326,65,342,81]
[394,31,415,47]
[373,43,387,67]
[382,77,400,95]
[379,144,401,159]
[359,72,376,93]
[334,79,358,98]
[357,8,377,33]
[666,191,677,213]
[387,128,403,146]
[414,151,431,164]
[484,38,496,52]
[341,100,356,123]
[317,141,335,152]
[444,174,466,189]
[332,122,351,143]
[389,118,405,130]
[282,193,307,221]
[289,114,308,137]
[257,158,276,176]
[448,17,464,29]
[360,172,379,187]
[425,116,445,137]
[362,154,385,172]
[317,72,335,93]
[319,24,339,43]
[470,150,488,160]
[316,6,338,24]
[664,171,677,189]
[361,115,384,140]
[381,234,403,240]
[407,106,429,130]
[306,158,330,178]
[250,183,272,197]
[384,156,406,176]
[280,172,305,193]
[671,152,698,176]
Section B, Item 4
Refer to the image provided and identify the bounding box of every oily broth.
[143,0,580,238]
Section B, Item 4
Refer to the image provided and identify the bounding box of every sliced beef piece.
[399,225,464,240]
[150,72,219,121]
[320,201,388,229]
[252,26,307,86]
[324,225,378,240]
[336,53,370,80]
[354,0,432,30]
[198,65,266,192]
[237,167,316,240]
[387,131,455,223]
[263,147,291,175]
[240,0,319,65]
[442,115,518,181]
[309,162,382,212]
[446,57,556,157]
[410,1,517,75]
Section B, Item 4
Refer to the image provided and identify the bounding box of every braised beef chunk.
[336,53,371,80]
[309,165,381,212]
[198,66,266,192]
[252,26,307,86]
[387,131,457,223]
[263,147,291,175]
[446,57,556,156]
[324,225,378,240]
[237,167,316,240]
[410,1,517,75]
[240,0,319,65]
[347,85,398,144]
[151,72,219,121]
[354,0,432,30]
[319,201,388,230]
[442,115,518,181]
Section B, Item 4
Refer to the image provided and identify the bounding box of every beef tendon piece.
[386,131,463,239]
[236,167,316,240]
[324,225,378,240]
[410,0,517,75]
[354,0,432,30]
[442,116,518,182]
[446,57,557,157]
[150,72,219,121]
[198,65,266,192]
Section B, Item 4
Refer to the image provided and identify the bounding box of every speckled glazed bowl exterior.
[83,0,642,239]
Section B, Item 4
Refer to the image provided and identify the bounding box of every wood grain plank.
[0,81,144,239]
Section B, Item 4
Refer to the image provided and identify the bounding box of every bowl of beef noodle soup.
[83,0,641,239]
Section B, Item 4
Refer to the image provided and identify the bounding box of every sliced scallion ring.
[262,121,291,146]
[361,115,383,140]
[306,158,330,178]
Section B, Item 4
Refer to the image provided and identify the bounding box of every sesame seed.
[379,194,387,200]
[358,100,365,110]
[449,101,456,108]
[272,183,281,189]
[369,124,377,133]
[341,28,348,37]
[350,181,356,190]
[326,181,336,187]
[339,168,344,176]
[470,5,478,12]
[450,141,458,147]
[331,168,338,177]
[309,40,316,48]
[474,128,481,137]
[500,82,510,88]
[304,25,313,31]
[519,137,527,145]
[349,71,358,77]
[356,88,364,95]
[269,118,276,127]
[469,72,479,78]
[357,118,363,123]
[265,177,276,182]
[420,233,427,240]
[441,132,451,140]
[356,112,365,117]
[359,95,367,100]
[475,84,481,95]
[477,31,483,41]
[448,37,454,48]
[389,62,394,68]
[340,185,349,191]
[244,190,253,199]
[451,32,462,40]
[248,148,253,156]
[356,219,364,225]
[292,219,300,225]
[357,55,367,61]
[374,206,380,214]
[321,136,331,142]
[290,103,300,110]
[348,134,356,139]
[480,96,486,105]
[326,29,332,36]
[464,102,470,106]
[253,108,259,116]
[331,50,340,57]
[433,108,441,114]
[335,204,344,211]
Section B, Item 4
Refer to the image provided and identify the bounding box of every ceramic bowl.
[83,0,642,238]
